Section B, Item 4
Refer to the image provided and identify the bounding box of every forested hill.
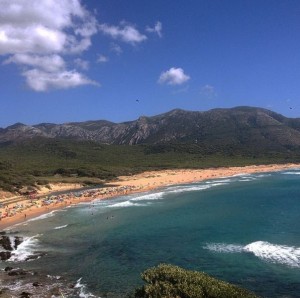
[1,106,300,192]
[1,107,300,153]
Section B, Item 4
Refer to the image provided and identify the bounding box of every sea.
[1,169,300,297]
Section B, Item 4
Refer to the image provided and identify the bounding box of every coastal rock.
[14,236,23,249]
[0,236,13,251]
[0,251,11,261]
[20,292,31,298]
[32,282,42,287]
[0,235,24,252]
[25,252,46,261]
[4,266,13,271]
[8,268,27,276]
[50,287,61,296]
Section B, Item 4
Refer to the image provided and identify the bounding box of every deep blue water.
[2,170,300,297]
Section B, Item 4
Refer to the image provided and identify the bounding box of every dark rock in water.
[25,252,46,261]
[4,266,13,272]
[0,235,23,252]
[8,268,27,276]
[0,231,6,235]
[0,251,11,261]
[20,292,31,298]
[14,236,23,249]
[32,282,42,287]
[0,236,13,251]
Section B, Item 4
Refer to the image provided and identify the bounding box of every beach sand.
[0,163,299,229]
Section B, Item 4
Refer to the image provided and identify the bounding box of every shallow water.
[1,170,300,297]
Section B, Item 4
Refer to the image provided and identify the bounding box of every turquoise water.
[2,170,300,297]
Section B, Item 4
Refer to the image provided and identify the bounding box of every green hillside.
[1,137,299,193]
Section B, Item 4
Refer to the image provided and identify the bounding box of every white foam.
[167,184,213,194]
[131,192,165,202]
[282,171,300,175]
[204,243,244,253]
[109,201,145,208]
[206,179,233,184]
[75,278,98,298]
[54,224,68,230]
[254,174,271,178]
[244,241,300,268]
[9,234,41,262]
[27,210,57,222]
[231,173,250,177]
[204,241,300,268]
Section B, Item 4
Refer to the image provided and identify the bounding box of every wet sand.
[1,163,299,229]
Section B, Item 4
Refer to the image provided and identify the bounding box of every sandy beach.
[0,163,299,229]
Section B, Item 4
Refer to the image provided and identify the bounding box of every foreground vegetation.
[133,264,258,298]
[1,137,299,193]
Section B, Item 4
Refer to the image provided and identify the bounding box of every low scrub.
[133,264,258,298]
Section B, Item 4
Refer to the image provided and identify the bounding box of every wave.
[26,210,58,222]
[204,241,300,268]
[244,241,300,268]
[131,192,165,202]
[282,171,300,175]
[9,234,41,262]
[203,243,244,253]
[75,278,98,298]
[109,201,147,208]
[166,183,227,194]
[254,174,271,178]
[54,224,68,230]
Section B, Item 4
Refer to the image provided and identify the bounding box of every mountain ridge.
[1,107,300,151]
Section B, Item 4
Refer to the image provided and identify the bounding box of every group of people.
[0,184,139,221]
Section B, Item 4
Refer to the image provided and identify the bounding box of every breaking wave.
[204,241,300,268]
[131,192,165,201]
[109,201,147,208]
[9,235,41,262]
[203,243,244,253]
[54,224,68,230]
[282,171,300,175]
[27,211,58,222]
[75,278,98,298]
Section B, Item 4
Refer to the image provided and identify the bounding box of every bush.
[133,264,258,298]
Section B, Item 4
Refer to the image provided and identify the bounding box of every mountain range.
[1,106,300,153]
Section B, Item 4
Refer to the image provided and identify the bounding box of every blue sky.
[1,0,300,128]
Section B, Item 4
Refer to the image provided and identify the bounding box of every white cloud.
[200,84,217,98]
[74,58,89,70]
[99,22,147,44]
[23,69,99,92]
[0,0,99,91]
[146,21,162,38]
[110,43,123,55]
[97,54,109,63]
[158,67,190,85]
[3,54,65,72]
[0,0,97,55]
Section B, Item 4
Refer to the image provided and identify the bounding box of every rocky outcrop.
[0,234,23,261]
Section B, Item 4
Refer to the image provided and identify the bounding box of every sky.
[1,0,300,128]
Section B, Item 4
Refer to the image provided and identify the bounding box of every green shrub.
[133,264,258,298]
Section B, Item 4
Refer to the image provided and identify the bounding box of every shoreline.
[1,163,299,230]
